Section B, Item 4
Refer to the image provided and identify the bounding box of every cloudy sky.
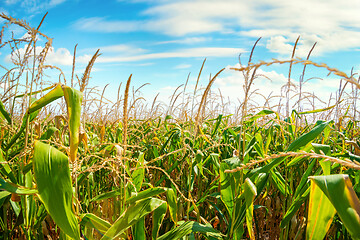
[1,0,360,109]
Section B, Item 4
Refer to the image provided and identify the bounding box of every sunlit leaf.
[244,178,257,240]
[126,187,166,205]
[166,188,177,223]
[309,174,360,240]
[0,99,11,125]
[287,121,330,152]
[80,213,111,236]
[0,178,37,195]
[28,84,64,114]
[157,221,223,240]
[101,197,165,239]
[306,178,336,240]
[33,141,80,239]
[152,202,167,240]
[62,86,83,163]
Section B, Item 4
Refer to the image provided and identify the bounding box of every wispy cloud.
[4,0,20,5]
[73,0,360,56]
[83,44,147,56]
[15,0,67,13]
[73,17,142,33]
[174,63,191,69]
[94,47,245,63]
[156,37,211,45]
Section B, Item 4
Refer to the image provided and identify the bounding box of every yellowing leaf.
[309,174,360,240]
[62,86,83,163]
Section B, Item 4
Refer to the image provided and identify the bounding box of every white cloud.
[5,45,88,66]
[20,0,67,13]
[98,44,146,53]
[73,17,142,33]
[95,47,244,63]
[4,0,20,4]
[174,63,191,69]
[46,47,73,65]
[156,37,211,45]
[74,0,360,56]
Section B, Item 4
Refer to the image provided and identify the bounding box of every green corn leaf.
[244,178,257,240]
[286,121,330,152]
[101,197,165,239]
[33,141,80,239]
[0,178,37,195]
[253,173,269,197]
[157,221,223,240]
[309,174,360,240]
[281,186,310,228]
[211,114,223,138]
[90,189,121,202]
[311,143,331,155]
[298,103,338,115]
[24,171,36,229]
[220,162,235,215]
[306,178,336,240]
[0,191,11,208]
[248,109,276,121]
[40,126,59,140]
[286,144,313,167]
[0,150,16,183]
[13,84,57,100]
[80,213,111,236]
[28,84,64,114]
[166,188,177,223]
[293,159,316,198]
[126,187,166,205]
[133,217,146,240]
[62,86,83,163]
[270,170,292,195]
[152,202,167,240]
[312,143,332,174]
[250,121,330,177]
[0,99,11,125]
[132,152,145,192]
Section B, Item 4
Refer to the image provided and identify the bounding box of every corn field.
[1,13,360,240]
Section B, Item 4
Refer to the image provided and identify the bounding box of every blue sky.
[1,0,360,110]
